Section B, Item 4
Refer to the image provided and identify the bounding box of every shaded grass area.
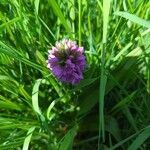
[0,0,150,149]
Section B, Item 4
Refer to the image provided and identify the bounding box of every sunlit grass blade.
[48,0,71,34]
[34,0,40,15]
[114,11,150,28]
[0,17,20,30]
[47,99,57,121]
[0,98,21,111]
[0,41,43,71]
[103,0,111,44]
[78,0,81,46]
[32,79,42,116]
[0,138,24,150]
[22,126,36,150]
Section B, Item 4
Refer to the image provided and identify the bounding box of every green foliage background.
[0,0,150,149]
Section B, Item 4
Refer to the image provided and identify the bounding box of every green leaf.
[128,126,150,150]
[0,75,18,85]
[47,99,56,121]
[105,116,121,142]
[22,126,36,150]
[39,17,56,39]
[48,0,71,33]
[32,79,42,115]
[59,125,77,150]
[77,84,99,116]
[19,85,31,102]
[0,99,21,111]
[73,78,98,91]
[103,0,111,43]
[0,41,43,72]
[114,11,150,28]
[78,0,82,46]
[111,91,137,112]
[34,0,40,15]
[0,17,20,30]
[98,0,111,143]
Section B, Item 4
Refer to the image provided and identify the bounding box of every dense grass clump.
[0,0,150,149]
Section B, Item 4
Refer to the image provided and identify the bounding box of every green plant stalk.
[68,0,75,38]
[98,0,110,147]
[147,57,150,93]
[98,43,107,144]
[78,0,81,46]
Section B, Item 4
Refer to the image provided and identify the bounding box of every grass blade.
[103,0,111,43]
[59,125,77,150]
[32,79,42,115]
[78,0,81,46]
[48,0,71,34]
[0,17,20,30]
[22,126,36,150]
[114,11,150,28]
[128,126,150,150]
[111,91,137,112]
[98,0,111,146]
[0,99,21,111]
[34,0,40,15]
[0,41,43,71]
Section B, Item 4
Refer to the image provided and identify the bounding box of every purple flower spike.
[47,39,86,84]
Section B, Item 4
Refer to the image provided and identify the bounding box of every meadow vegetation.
[0,0,150,149]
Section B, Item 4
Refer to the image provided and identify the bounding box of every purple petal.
[47,39,86,84]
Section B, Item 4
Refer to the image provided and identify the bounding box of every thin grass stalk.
[98,0,110,148]
[78,0,81,46]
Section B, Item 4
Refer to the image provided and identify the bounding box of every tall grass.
[0,0,150,149]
